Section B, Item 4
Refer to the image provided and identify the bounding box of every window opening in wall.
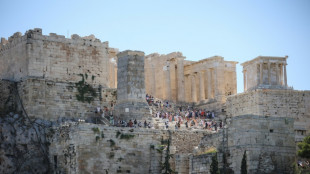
[270,129,273,133]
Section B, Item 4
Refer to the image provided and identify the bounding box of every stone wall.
[0,32,28,81]
[190,129,226,174]
[48,123,206,174]
[226,89,310,141]
[191,115,296,174]
[16,78,116,121]
[227,115,295,174]
[0,28,116,88]
[189,153,215,174]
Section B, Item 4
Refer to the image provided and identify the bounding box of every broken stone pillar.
[114,50,151,122]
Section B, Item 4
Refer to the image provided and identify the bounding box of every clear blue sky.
[1,0,310,93]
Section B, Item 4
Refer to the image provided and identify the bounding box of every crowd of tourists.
[147,94,223,131]
[90,94,223,132]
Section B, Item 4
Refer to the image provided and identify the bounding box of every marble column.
[199,71,205,101]
[275,63,279,85]
[284,63,287,87]
[207,69,212,99]
[191,74,197,102]
[184,75,191,102]
[280,64,284,85]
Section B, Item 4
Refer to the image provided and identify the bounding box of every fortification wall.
[0,33,28,81]
[189,153,215,174]
[226,89,310,141]
[227,115,295,174]
[190,115,295,174]
[49,123,206,174]
[0,28,113,87]
[16,78,116,121]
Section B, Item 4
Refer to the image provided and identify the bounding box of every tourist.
[110,115,114,125]
[128,120,133,127]
[144,120,147,128]
[148,122,152,128]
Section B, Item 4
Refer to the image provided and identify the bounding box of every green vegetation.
[161,139,176,174]
[108,139,115,147]
[75,73,97,103]
[156,145,165,153]
[210,153,220,174]
[120,133,135,140]
[96,136,100,142]
[201,147,217,155]
[92,127,100,134]
[101,131,105,138]
[116,130,135,140]
[116,131,121,138]
[241,151,247,174]
[297,135,310,158]
[150,144,155,149]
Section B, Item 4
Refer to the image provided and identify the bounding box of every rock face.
[0,113,52,174]
[114,50,151,122]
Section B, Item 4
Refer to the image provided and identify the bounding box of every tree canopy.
[297,135,310,158]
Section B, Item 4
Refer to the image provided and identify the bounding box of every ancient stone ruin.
[114,50,151,122]
[0,28,309,174]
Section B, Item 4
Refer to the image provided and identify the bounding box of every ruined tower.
[114,50,151,122]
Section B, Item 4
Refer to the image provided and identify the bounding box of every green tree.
[161,139,176,174]
[241,151,247,174]
[210,153,220,174]
[297,135,310,158]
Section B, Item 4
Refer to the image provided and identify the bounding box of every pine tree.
[161,139,176,174]
[297,135,310,158]
[241,151,247,174]
[210,153,220,174]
